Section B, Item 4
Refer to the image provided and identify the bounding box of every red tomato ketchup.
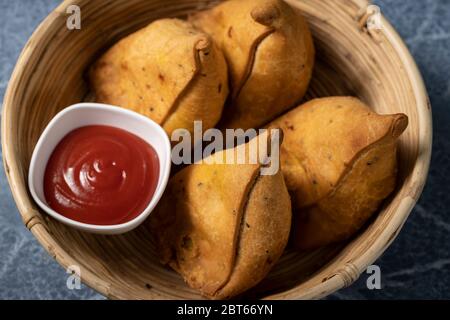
[44,125,159,225]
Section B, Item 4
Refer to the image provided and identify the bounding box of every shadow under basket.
[1,0,432,299]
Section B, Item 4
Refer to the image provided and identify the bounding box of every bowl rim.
[1,0,433,299]
[27,103,172,235]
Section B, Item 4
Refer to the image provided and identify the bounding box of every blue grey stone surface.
[0,0,449,300]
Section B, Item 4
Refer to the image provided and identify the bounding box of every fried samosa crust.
[190,0,315,129]
[90,18,229,137]
[149,131,291,299]
[269,97,408,249]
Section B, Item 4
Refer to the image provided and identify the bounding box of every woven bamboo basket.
[2,0,432,299]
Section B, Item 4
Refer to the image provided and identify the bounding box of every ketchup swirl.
[44,125,159,225]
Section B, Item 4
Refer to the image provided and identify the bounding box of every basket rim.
[1,0,432,300]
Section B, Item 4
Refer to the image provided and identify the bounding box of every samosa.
[190,0,315,130]
[149,130,291,299]
[269,97,408,249]
[90,18,229,137]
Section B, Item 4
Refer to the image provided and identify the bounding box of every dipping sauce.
[44,125,159,225]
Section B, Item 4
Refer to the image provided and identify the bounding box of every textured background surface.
[0,0,449,300]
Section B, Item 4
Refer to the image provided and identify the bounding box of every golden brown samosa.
[90,18,229,137]
[190,0,315,129]
[149,131,291,299]
[269,97,408,249]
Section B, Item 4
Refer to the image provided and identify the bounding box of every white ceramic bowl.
[28,103,172,234]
